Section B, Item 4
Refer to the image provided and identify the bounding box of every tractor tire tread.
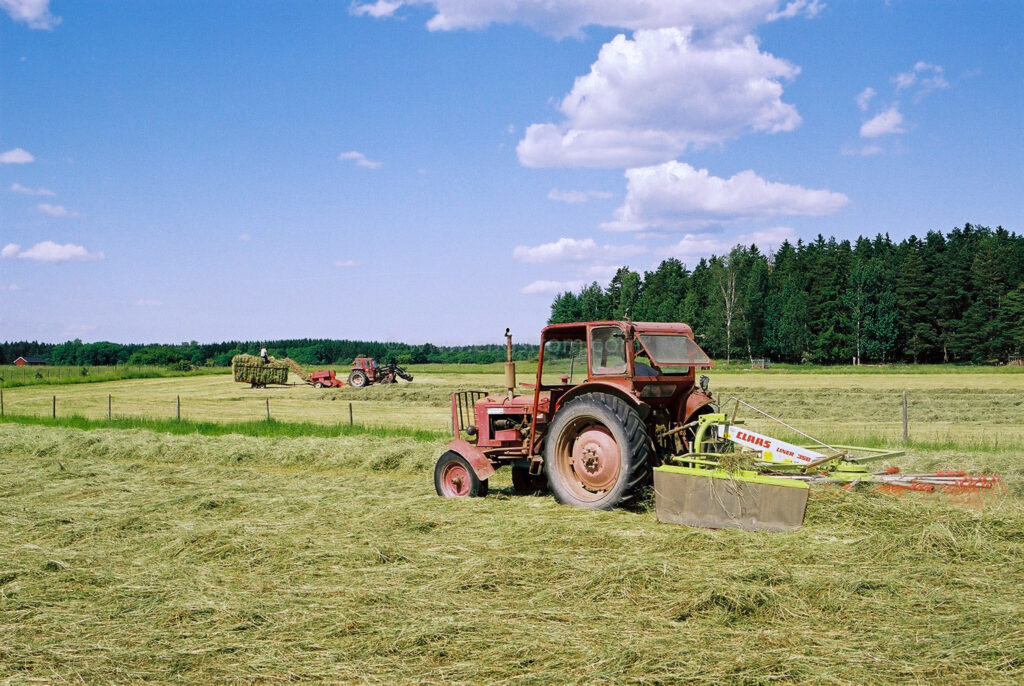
[546,392,652,509]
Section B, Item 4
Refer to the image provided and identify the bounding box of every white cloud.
[604,161,848,231]
[657,226,796,265]
[10,182,55,196]
[4,283,21,292]
[583,264,621,281]
[766,0,824,21]
[338,150,382,169]
[547,189,589,204]
[894,62,948,99]
[134,298,163,307]
[1,240,104,262]
[513,237,645,263]
[334,259,358,268]
[0,0,59,29]
[349,0,403,18]
[0,148,34,164]
[656,233,732,262]
[856,87,875,111]
[841,143,884,157]
[37,203,79,217]
[740,225,797,247]
[852,63,947,145]
[521,279,588,295]
[238,233,252,242]
[350,1,804,38]
[547,188,613,203]
[517,29,801,168]
[860,105,905,138]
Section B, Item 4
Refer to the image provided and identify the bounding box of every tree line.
[0,337,537,368]
[549,224,1024,364]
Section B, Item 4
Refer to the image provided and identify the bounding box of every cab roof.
[540,321,694,341]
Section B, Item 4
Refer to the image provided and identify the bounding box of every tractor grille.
[451,390,488,434]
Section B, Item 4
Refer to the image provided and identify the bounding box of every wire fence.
[0,389,357,426]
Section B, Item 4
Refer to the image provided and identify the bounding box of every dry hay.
[1,423,1022,683]
[231,354,289,385]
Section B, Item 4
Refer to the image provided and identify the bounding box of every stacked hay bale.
[232,354,289,386]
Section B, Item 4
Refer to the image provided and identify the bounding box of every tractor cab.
[532,322,713,436]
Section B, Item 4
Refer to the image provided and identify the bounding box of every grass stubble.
[0,369,1022,684]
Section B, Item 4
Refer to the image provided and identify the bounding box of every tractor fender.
[446,439,497,481]
[554,382,649,419]
[682,389,715,423]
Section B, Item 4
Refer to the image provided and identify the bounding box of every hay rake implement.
[654,397,1003,531]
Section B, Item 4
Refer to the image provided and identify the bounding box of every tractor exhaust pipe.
[505,328,516,399]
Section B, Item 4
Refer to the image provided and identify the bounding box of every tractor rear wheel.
[511,465,547,495]
[544,393,652,509]
[314,382,324,389]
[434,451,489,498]
[348,370,368,388]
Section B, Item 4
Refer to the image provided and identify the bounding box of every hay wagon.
[231,354,290,388]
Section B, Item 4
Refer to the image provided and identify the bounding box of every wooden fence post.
[108,394,112,420]
[177,395,181,422]
[1,387,4,417]
[52,395,56,419]
[266,398,271,421]
[902,390,909,444]
[349,402,353,426]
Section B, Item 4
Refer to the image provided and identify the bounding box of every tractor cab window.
[636,334,711,373]
[632,343,658,377]
[590,326,627,375]
[541,338,584,387]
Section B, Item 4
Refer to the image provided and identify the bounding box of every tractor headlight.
[640,383,677,398]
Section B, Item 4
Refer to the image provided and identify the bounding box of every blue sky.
[1,0,1021,345]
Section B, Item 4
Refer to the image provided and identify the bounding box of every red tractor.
[347,357,414,388]
[435,322,714,509]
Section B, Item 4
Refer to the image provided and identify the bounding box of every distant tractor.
[347,357,413,388]
[435,323,714,509]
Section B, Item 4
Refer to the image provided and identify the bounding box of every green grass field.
[1,367,1022,683]
[0,364,225,389]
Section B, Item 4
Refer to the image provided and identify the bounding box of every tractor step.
[653,465,809,532]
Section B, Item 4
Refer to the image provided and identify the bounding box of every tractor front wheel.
[314,382,324,389]
[348,370,368,388]
[434,451,489,498]
[544,393,652,509]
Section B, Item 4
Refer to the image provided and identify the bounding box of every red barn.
[13,356,46,366]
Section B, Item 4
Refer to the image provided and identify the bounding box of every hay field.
[1,424,1022,684]
[2,367,1022,447]
[1,367,1023,683]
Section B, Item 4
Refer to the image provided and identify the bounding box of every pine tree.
[634,259,690,322]
[606,267,642,319]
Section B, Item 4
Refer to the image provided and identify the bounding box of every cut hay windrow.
[231,354,289,385]
[1,422,1022,683]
